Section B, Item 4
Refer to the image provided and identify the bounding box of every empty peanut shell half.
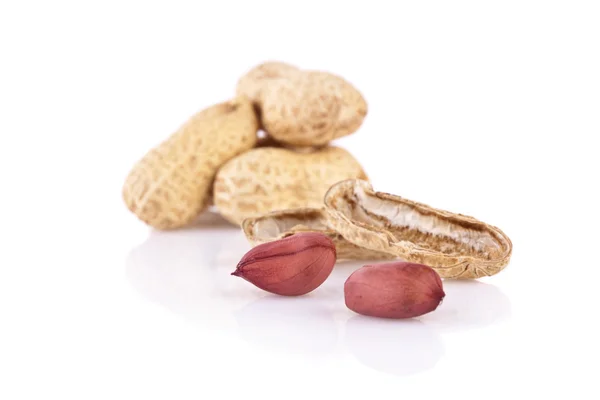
[324,180,512,279]
[242,208,394,261]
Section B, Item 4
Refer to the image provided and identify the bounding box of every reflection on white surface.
[234,295,338,357]
[422,280,512,331]
[126,218,512,376]
[345,317,444,376]
[126,211,255,324]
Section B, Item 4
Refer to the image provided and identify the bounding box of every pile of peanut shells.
[123,61,513,319]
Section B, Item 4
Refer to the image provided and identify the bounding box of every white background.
[1,1,599,399]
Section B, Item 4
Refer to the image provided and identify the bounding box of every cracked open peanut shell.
[242,208,394,261]
[324,179,512,279]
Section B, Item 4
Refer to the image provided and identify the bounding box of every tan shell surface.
[236,61,299,102]
[122,97,259,229]
[242,208,394,261]
[237,62,367,147]
[324,180,513,279]
[213,146,368,225]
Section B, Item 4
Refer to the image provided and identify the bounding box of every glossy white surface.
[1,1,599,398]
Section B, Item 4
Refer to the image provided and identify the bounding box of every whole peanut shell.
[237,62,367,147]
[324,179,513,279]
[236,61,299,102]
[213,146,368,225]
[242,208,394,261]
[345,262,445,319]
[123,97,258,229]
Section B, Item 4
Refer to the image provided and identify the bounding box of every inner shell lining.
[350,186,503,259]
[253,211,328,240]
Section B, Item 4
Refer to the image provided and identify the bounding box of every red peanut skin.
[344,262,445,319]
[232,232,336,296]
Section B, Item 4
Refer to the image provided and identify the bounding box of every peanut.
[345,262,445,319]
[213,146,368,225]
[232,232,336,296]
[324,179,513,279]
[237,62,367,147]
[122,97,258,229]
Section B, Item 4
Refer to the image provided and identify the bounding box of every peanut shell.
[236,61,299,102]
[213,146,368,225]
[324,180,513,279]
[242,208,395,261]
[237,62,367,147]
[123,97,258,229]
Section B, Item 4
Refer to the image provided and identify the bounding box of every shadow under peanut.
[420,280,512,332]
[176,208,238,230]
[125,219,254,323]
[234,295,338,358]
[344,317,444,376]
